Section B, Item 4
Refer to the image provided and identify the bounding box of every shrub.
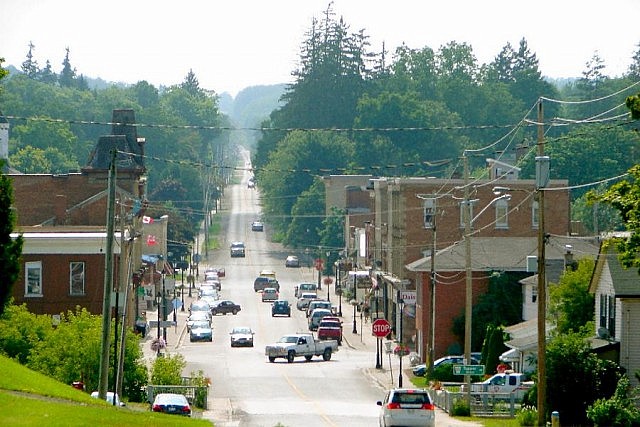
[516,405,538,426]
[451,398,470,416]
[587,375,640,427]
[150,353,186,385]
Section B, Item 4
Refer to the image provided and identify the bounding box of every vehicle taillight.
[181,405,191,413]
[422,403,435,410]
[152,404,161,412]
[386,402,401,409]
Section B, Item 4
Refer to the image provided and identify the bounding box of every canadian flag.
[146,235,157,246]
[142,216,154,224]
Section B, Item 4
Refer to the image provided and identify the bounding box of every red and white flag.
[142,216,154,224]
[146,235,157,246]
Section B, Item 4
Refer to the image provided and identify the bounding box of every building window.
[608,295,616,338]
[599,294,607,328]
[532,200,539,229]
[495,199,509,229]
[531,284,537,303]
[423,198,435,229]
[25,261,43,297]
[70,262,85,295]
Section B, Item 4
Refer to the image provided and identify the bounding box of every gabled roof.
[406,236,600,273]
[589,240,640,298]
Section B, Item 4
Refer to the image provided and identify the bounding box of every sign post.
[372,318,391,370]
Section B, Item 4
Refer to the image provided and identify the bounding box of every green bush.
[451,398,470,416]
[587,375,640,427]
[516,405,538,426]
[150,353,186,385]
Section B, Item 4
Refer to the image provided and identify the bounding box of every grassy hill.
[0,354,212,426]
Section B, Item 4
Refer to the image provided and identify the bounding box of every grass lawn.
[0,355,211,426]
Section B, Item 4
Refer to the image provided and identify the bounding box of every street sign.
[314,258,324,271]
[372,318,391,338]
[453,364,485,376]
[172,299,183,310]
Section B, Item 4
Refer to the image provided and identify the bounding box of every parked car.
[308,308,333,331]
[317,318,343,345]
[205,267,225,278]
[376,388,435,427]
[230,241,246,257]
[285,255,300,268]
[151,393,191,417]
[412,354,480,377]
[186,311,211,330]
[90,391,124,406]
[189,300,211,317]
[271,299,291,317]
[199,286,219,299]
[261,287,279,302]
[296,292,318,311]
[254,276,280,292]
[306,299,332,318]
[203,277,221,291]
[210,299,241,315]
[189,321,213,342]
[251,221,264,231]
[230,326,255,347]
[294,282,317,298]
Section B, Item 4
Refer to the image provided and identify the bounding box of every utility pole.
[536,99,548,427]
[98,149,116,399]
[463,153,472,405]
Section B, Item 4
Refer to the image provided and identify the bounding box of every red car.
[317,318,343,345]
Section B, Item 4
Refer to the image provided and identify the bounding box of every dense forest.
[1,4,640,253]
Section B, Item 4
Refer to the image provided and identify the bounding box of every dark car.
[271,299,291,317]
[230,241,246,257]
[210,299,241,316]
[253,276,280,292]
[412,354,480,377]
[152,393,191,417]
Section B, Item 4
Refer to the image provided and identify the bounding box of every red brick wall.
[13,253,114,316]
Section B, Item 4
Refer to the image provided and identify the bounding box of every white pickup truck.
[469,372,534,401]
[265,333,338,363]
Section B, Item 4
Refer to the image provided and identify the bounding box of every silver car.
[377,388,435,427]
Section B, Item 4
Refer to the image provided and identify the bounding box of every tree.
[58,47,76,88]
[548,258,596,334]
[590,163,640,272]
[38,60,57,85]
[0,160,23,316]
[546,330,623,425]
[626,42,640,81]
[21,41,39,78]
[0,304,52,364]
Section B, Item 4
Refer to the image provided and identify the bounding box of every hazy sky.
[1,0,638,96]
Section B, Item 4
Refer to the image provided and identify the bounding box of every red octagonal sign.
[372,318,391,338]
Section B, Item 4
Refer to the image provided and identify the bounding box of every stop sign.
[372,318,391,338]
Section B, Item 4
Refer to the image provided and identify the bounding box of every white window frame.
[70,261,85,296]
[495,198,509,229]
[25,261,43,297]
[423,198,435,229]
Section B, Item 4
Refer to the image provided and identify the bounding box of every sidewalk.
[340,306,482,427]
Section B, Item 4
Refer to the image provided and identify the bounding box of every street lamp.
[326,251,331,302]
[397,292,405,388]
[180,264,185,312]
[350,299,358,334]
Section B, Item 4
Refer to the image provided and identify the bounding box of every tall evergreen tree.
[0,160,24,315]
[21,41,39,78]
[38,60,57,84]
[58,47,76,88]
[626,42,640,80]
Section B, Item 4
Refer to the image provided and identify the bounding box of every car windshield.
[232,327,251,334]
[280,336,299,343]
[192,321,210,329]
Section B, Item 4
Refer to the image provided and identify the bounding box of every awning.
[500,347,520,362]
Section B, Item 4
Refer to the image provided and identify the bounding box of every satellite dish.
[597,327,610,340]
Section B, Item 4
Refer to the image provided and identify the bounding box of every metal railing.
[432,388,522,417]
